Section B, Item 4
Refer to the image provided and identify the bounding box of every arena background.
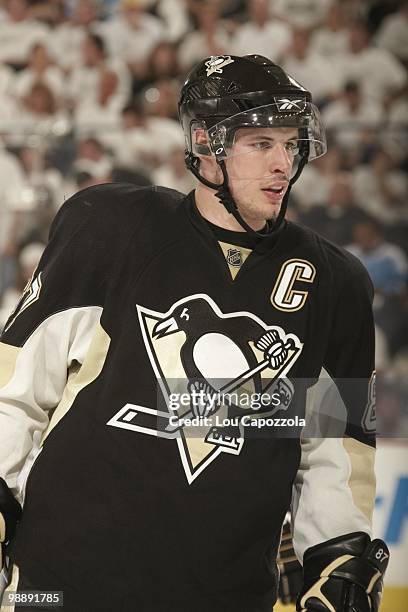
[0,0,406,609]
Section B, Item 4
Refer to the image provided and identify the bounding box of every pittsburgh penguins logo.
[107,294,302,483]
[205,55,234,76]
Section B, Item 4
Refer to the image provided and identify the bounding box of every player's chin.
[259,191,282,214]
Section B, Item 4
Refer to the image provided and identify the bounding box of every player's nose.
[267,143,292,174]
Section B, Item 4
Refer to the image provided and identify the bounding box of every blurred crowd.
[0,0,407,436]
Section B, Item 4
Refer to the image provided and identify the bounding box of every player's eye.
[284,141,299,154]
[251,141,271,150]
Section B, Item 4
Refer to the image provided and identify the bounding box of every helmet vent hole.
[184,78,241,102]
[204,81,221,97]
[185,84,202,101]
[226,82,240,94]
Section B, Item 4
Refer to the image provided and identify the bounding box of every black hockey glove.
[277,519,303,604]
[296,532,389,612]
[0,478,22,570]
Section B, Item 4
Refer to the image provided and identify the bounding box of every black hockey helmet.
[178,54,327,236]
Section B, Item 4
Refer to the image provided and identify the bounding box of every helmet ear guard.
[191,122,213,156]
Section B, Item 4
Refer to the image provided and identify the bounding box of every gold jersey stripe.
[0,343,20,389]
[41,322,110,444]
[343,437,376,524]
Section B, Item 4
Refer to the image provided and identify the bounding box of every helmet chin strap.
[185,152,307,239]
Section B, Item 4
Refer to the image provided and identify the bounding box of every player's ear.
[193,126,212,156]
[192,124,222,183]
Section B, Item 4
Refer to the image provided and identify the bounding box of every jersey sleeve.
[0,186,126,502]
[292,258,376,562]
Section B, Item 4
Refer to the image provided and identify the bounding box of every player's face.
[225,127,298,223]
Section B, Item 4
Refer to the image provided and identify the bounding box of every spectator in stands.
[347,218,408,296]
[338,20,407,107]
[0,141,43,298]
[310,3,349,63]
[376,0,408,67]
[69,32,131,133]
[50,0,101,71]
[0,59,18,128]
[18,80,69,137]
[0,59,14,98]
[282,27,342,105]
[3,77,69,148]
[27,0,65,26]
[375,324,390,374]
[384,83,408,162]
[375,288,408,359]
[272,0,334,29]
[154,0,191,42]
[75,169,112,190]
[291,146,342,210]
[17,145,65,210]
[133,41,181,96]
[376,382,408,437]
[365,0,398,34]
[0,242,45,331]
[0,143,27,259]
[178,0,230,70]
[389,349,408,396]
[12,42,64,104]
[100,98,183,172]
[387,84,408,126]
[142,79,179,120]
[231,0,291,61]
[152,143,195,194]
[323,81,383,150]
[21,81,55,117]
[353,149,408,224]
[100,0,164,78]
[75,69,121,134]
[0,0,48,67]
[299,172,367,246]
[148,41,181,84]
[98,100,155,170]
[299,172,368,245]
[74,137,113,182]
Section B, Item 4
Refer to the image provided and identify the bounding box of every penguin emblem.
[107,293,303,484]
[205,55,234,76]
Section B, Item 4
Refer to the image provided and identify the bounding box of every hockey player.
[0,55,388,611]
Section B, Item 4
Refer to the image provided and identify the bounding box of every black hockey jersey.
[0,184,376,612]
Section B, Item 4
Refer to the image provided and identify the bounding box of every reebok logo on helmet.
[274,98,305,111]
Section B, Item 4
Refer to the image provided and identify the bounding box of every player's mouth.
[261,183,287,202]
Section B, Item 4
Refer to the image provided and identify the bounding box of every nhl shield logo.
[226,248,242,268]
